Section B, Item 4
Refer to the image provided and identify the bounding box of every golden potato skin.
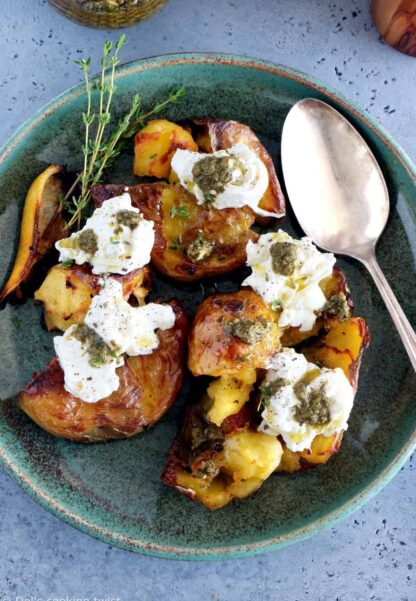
[188,290,282,377]
[190,119,286,220]
[91,183,257,282]
[301,316,370,391]
[134,119,198,179]
[18,300,188,442]
[35,264,151,331]
[276,316,370,473]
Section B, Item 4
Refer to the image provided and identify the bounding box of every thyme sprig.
[62,35,186,230]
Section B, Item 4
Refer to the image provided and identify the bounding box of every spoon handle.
[364,253,416,372]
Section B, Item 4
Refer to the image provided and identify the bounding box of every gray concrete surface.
[1,1,415,600]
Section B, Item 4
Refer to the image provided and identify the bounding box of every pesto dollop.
[260,378,289,407]
[186,233,214,262]
[227,316,272,345]
[115,209,142,230]
[71,324,118,368]
[293,377,331,426]
[59,228,98,256]
[269,241,297,276]
[324,292,351,321]
[191,155,245,205]
[78,229,98,255]
[188,410,224,479]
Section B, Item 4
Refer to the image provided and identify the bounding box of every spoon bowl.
[281,98,416,370]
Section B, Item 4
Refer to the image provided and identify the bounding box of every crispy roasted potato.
[162,314,370,507]
[190,119,286,220]
[206,368,257,426]
[134,119,198,179]
[276,432,344,473]
[0,164,67,303]
[34,264,151,331]
[91,182,257,282]
[161,402,282,510]
[188,290,282,377]
[276,316,370,473]
[18,300,188,442]
[280,267,354,347]
[301,316,370,390]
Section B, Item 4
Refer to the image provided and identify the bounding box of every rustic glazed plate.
[0,54,415,560]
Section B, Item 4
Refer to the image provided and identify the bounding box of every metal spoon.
[281,98,416,371]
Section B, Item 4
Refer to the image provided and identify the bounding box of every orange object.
[0,164,67,303]
[371,0,416,56]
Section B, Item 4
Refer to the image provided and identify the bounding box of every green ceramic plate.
[0,54,415,560]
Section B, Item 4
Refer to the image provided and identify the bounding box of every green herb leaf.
[62,35,186,231]
[89,355,106,368]
[258,385,272,409]
[170,205,189,219]
[62,259,75,269]
[168,239,182,251]
[271,300,282,311]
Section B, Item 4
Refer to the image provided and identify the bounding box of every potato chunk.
[35,264,151,331]
[206,369,257,426]
[188,290,281,377]
[223,431,283,482]
[134,119,198,179]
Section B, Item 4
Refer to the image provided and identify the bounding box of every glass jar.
[48,0,168,28]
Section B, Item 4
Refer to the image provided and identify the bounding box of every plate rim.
[0,52,415,560]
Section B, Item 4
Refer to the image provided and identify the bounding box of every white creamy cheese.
[54,278,175,403]
[56,193,154,275]
[85,278,175,356]
[259,348,354,452]
[170,143,276,217]
[242,230,336,331]
[54,324,124,404]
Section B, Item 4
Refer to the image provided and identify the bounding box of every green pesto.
[186,233,214,262]
[270,241,297,276]
[192,155,245,205]
[115,209,142,230]
[77,229,98,255]
[260,378,289,407]
[228,316,271,344]
[324,292,351,321]
[293,377,331,426]
[71,324,118,368]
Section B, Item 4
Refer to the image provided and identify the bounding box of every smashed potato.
[162,310,370,507]
[162,402,282,510]
[91,182,257,282]
[188,290,282,377]
[18,300,188,442]
[134,119,198,179]
[34,264,151,331]
[190,118,286,220]
[276,316,370,473]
